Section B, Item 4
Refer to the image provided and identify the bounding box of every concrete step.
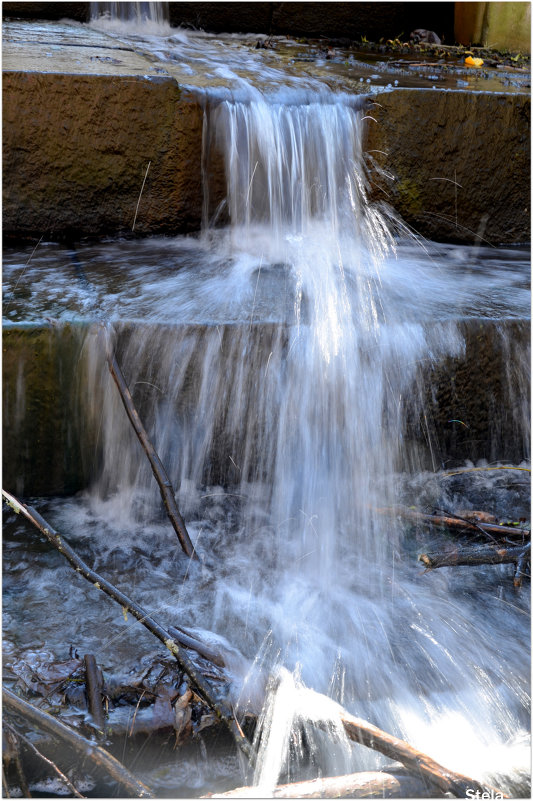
[3,319,529,497]
[2,19,530,244]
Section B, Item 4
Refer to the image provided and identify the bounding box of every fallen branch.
[205,769,439,798]
[418,542,529,570]
[84,653,105,734]
[3,722,85,798]
[104,338,195,559]
[339,709,506,798]
[168,625,226,668]
[3,688,152,798]
[2,490,252,761]
[378,506,529,540]
[514,543,531,588]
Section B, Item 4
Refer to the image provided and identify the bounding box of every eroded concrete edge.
[3,321,530,497]
[3,20,531,244]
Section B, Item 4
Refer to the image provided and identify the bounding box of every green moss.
[2,324,91,496]
[395,177,423,216]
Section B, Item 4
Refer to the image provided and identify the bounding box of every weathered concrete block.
[3,70,205,241]
[3,320,529,497]
[2,21,530,244]
[2,324,91,497]
[404,321,530,470]
[365,89,530,244]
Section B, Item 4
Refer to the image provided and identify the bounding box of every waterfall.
[90,1,170,32]
[75,64,529,794]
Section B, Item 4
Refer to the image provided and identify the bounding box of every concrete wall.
[3,72,205,241]
[365,90,530,245]
[3,2,456,42]
[4,70,529,245]
[3,321,529,497]
[455,2,531,53]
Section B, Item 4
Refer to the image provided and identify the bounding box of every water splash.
[90,1,171,35]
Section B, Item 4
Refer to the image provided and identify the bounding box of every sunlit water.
[3,12,531,799]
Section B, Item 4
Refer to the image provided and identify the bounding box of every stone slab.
[364,88,531,245]
[2,20,530,244]
[3,320,529,497]
[3,21,205,240]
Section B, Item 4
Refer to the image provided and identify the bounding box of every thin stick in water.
[3,722,85,799]
[132,161,151,231]
[84,653,105,734]
[104,338,196,559]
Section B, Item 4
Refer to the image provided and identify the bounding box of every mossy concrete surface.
[365,89,530,244]
[2,325,93,497]
[3,321,529,497]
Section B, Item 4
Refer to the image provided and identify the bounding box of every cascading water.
[3,17,530,798]
[72,74,529,792]
[90,1,170,33]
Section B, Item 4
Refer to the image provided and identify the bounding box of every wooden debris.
[1,490,252,762]
[377,505,530,540]
[205,768,440,798]
[339,709,507,798]
[168,625,226,668]
[3,722,85,799]
[105,338,196,559]
[3,688,153,798]
[419,542,529,570]
[84,654,105,735]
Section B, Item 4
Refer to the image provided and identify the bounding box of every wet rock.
[2,324,90,497]
[410,29,441,45]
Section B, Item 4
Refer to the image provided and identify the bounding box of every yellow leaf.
[465,56,484,67]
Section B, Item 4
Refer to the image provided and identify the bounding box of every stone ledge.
[3,320,529,497]
[2,20,530,244]
[365,89,531,245]
[3,70,205,241]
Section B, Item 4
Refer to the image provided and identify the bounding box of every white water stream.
[3,10,530,798]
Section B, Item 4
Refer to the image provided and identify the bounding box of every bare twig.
[1,490,251,761]
[104,339,196,559]
[377,505,530,540]
[168,625,226,668]
[132,161,151,231]
[3,688,152,798]
[432,507,500,545]
[4,722,85,798]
